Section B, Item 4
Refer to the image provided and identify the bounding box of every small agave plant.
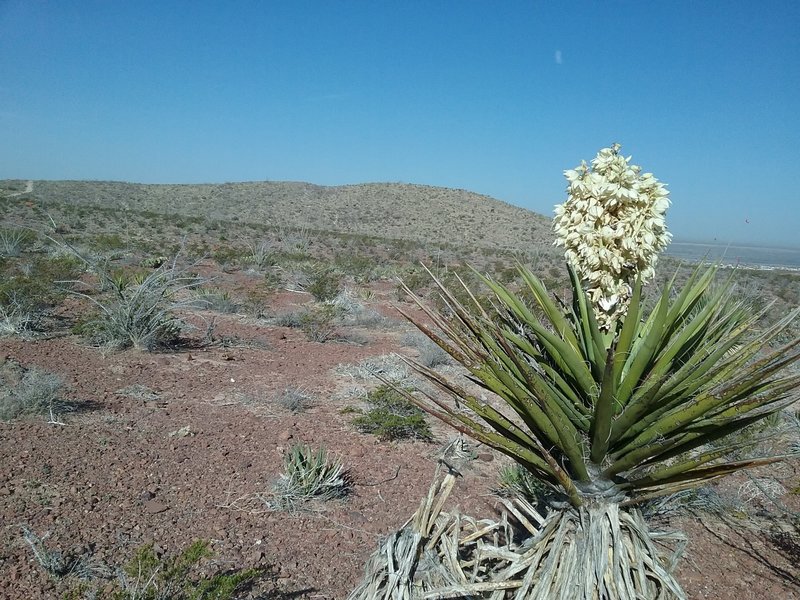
[389,145,800,598]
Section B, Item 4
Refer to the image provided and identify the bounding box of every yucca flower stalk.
[388,146,800,599]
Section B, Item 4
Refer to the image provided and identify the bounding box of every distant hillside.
[4,180,555,253]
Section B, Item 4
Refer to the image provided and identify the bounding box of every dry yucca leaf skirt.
[348,466,686,600]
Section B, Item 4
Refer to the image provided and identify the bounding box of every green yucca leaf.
[611,275,643,406]
[514,266,582,354]
[483,277,596,393]
[628,455,787,492]
[615,283,670,409]
[625,442,762,488]
[567,263,607,378]
[398,261,799,509]
[589,343,619,463]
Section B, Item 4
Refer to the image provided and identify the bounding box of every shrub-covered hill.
[3,180,554,253]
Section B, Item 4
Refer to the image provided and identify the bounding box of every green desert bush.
[351,384,432,441]
[110,540,260,600]
[334,252,379,281]
[270,444,350,511]
[274,305,342,342]
[139,255,168,269]
[245,239,277,269]
[305,265,342,302]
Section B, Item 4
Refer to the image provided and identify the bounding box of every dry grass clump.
[401,331,451,367]
[334,354,411,383]
[0,227,35,257]
[0,365,66,421]
[273,386,314,413]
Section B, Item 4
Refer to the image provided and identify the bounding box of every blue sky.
[1,1,798,247]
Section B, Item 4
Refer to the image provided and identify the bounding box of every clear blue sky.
[2,1,798,247]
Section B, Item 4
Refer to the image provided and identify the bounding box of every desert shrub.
[351,384,432,441]
[273,311,303,329]
[299,305,340,342]
[0,227,35,257]
[211,245,247,268]
[245,239,277,269]
[334,354,410,383]
[262,269,283,291]
[335,252,378,281]
[401,331,450,367]
[397,267,430,298]
[52,539,261,599]
[274,387,314,413]
[21,526,103,581]
[331,289,387,328]
[110,540,260,600]
[91,233,126,253]
[306,265,342,302]
[72,257,203,351]
[280,226,315,252]
[270,444,350,511]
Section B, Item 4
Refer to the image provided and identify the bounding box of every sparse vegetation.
[109,540,261,600]
[400,331,450,367]
[0,254,82,335]
[21,526,102,581]
[193,287,239,313]
[25,533,263,600]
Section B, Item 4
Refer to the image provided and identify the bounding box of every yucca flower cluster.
[553,144,671,328]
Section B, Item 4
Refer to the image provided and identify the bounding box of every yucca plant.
[378,145,800,599]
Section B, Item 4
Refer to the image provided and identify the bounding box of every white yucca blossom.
[553,144,671,328]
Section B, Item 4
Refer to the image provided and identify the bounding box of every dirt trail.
[7,180,33,197]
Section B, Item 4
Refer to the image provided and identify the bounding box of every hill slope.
[9,180,555,252]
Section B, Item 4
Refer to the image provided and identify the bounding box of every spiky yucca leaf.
[398,263,799,508]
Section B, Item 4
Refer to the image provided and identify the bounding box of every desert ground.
[1,179,799,599]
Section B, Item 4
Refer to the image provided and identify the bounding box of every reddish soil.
[1,288,799,599]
